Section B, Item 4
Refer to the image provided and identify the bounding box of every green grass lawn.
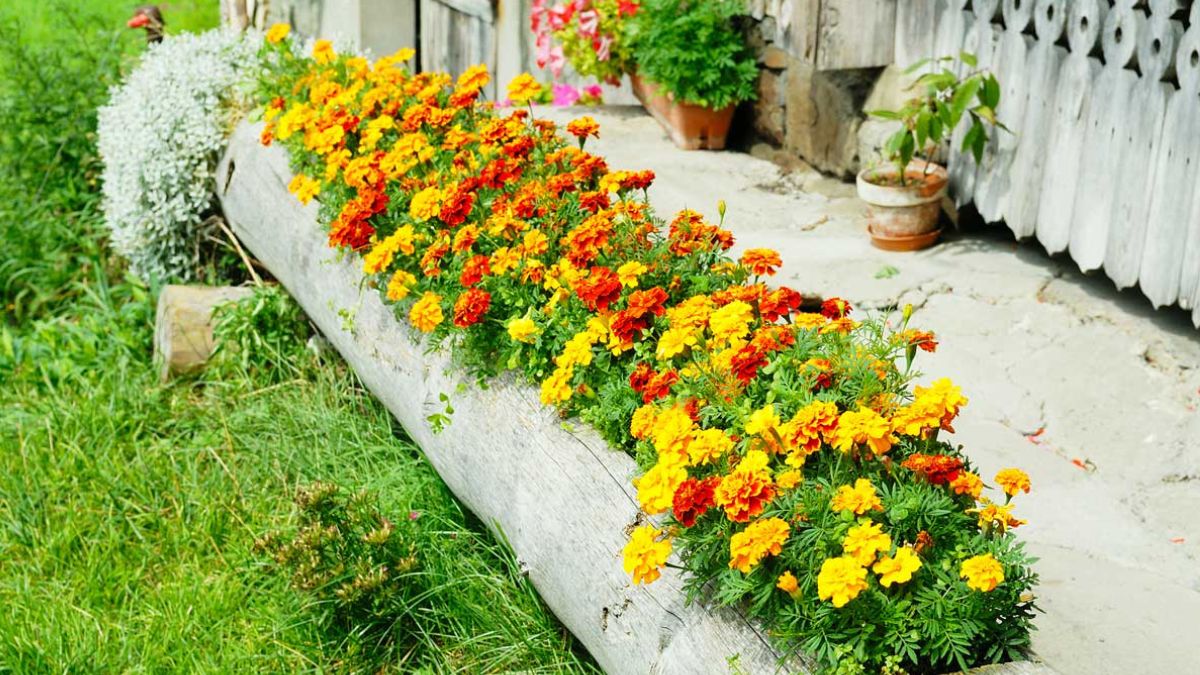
[0,2,596,671]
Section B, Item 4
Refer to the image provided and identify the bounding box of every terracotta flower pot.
[630,73,735,151]
[856,160,949,252]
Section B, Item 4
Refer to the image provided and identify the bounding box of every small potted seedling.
[859,52,1005,251]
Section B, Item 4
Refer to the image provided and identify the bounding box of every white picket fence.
[897,0,1200,327]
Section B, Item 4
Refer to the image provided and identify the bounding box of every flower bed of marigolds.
[257,27,1039,673]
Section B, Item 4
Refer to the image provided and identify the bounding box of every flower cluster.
[256,31,1038,672]
[531,0,639,84]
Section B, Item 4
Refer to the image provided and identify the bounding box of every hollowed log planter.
[218,121,1055,675]
[631,74,735,151]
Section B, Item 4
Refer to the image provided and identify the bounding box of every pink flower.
[595,34,612,61]
[578,9,599,37]
[552,83,581,106]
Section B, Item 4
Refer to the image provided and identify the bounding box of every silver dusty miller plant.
[98,29,261,281]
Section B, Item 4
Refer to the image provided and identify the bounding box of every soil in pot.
[856,160,949,252]
[631,74,735,151]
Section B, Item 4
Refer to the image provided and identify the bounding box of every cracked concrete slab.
[540,105,1200,675]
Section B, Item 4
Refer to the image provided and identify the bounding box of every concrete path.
[541,106,1200,675]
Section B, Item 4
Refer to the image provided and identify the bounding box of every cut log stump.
[216,120,1058,675]
[154,284,253,381]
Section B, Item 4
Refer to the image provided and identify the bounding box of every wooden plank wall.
[896,0,1200,327]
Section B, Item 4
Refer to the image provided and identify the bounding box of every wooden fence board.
[1139,90,1200,307]
[973,27,1031,224]
[1008,37,1066,239]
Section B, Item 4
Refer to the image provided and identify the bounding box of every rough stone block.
[784,56,881,177]
[154,285,254,381]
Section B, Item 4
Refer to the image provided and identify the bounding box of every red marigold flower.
[573,266,623,312]
[759,286,803,322]
[901,453,964,485]
[641,369,679,403]
[730,344,767,385]
[672,476,720,527]
[578,190,610,213]
[821,297,853,319]
[459,254,491,287]
[561,213,614,266]
[502,135,535,159]
[452,288,491,327]
[626,287,668,317]
[623,169,655,191]
[629,362,654,393]
[903,329,939,353]
[439,188,476,227]
[802,358,833,391]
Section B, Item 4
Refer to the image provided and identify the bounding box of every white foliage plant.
[99,29,261,281]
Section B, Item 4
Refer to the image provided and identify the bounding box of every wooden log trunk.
[217,120,1057,675]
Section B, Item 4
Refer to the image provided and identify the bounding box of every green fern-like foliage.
[627,0,758,110]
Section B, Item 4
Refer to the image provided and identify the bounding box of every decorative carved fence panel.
[896,0,1200,327]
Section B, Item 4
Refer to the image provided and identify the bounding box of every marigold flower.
[728,517,790,573]
[312,39,336,64]
[409,291,443,333]
[740,248,782,276]
[709,300,754,345]
[776,570,800,598]
[775,469,803,490]
[623,525,671,585]
[785,400,839,462]
[687,428,733,465]
[566,116,601,140]
[265,23,291,44]
[901,453,964,485]
[960,553,1004,592]
[714,451,776,523]
[873,546,922,587]
[913,378,969,430]
[817,556,868,608]
[651,406,694,461]
[456,63,490,92]
[630,404,657,440]
[506,317,539,343]
[820,297,852,319]
[950,471,984,499]
[656,327,697,361]
[830,407,893,456]
[829,478,883,515]
[287,174,320,205]
[452,288,490,327]
[636,459,688,515]
[506,73,542,104]
[995,468,1032,497]
[409,186,443,221]
[616,260,647,287]
[672,476,719,527]
[385,270,417,301]
[362,225,416,275]
[969,499,1026,534]
[539,365,574,405]
[842,520,892,566]
[745,404,781,437]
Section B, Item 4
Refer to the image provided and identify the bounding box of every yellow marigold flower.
[890,399,943,438]
[490,246,520,274]
[457,63,490,92]
[745,404,781,437]
[506,73,542,104]
[728,517,790,573]
[960,553,1004,592]
[521,229,549,256]
[667,295,713,330]
[817,556,868,608]
[265,23,291,44]
[687,428,733,465]
[385,270,417,301]
[287,174,320,205]
[539,365,574,405]
[623,525,671,585]
[555,330,596,369]
[950,471,984,499]
[312,39,336,65]
[409,186,443,221]
[830,407,893,456]
[630,404,657,440]
[709,300,754,345]
[914,377,969,427]
[656,327,697,361]
[842,520,892,566]
[636,460,688,514]
[651,406,695,461]
[873,546,922,587]
[995,468,1032,497]
[793,312,827,330]
[616,260,647,287]
[776,469,803,490]
[507,317,539,343]
[776,570,800,598]
[829,478,883,515]
[969,499,1026,534]
[362,225,416,275]
[409,292,443,333]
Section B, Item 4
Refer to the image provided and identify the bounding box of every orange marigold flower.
[995,468,1032,497]
[901,329,939,353]
[728,517,790,573]
[740,248,782,276]
[784,400,839,462]
[830,407,893,456]
[566,116,601,140]
[950,471,984,499]
[820,297,852,319]
[456,63,490,92]
[829,478,883,515]
[714,451,776,523]
[901,453,964,485]
[459,254,491,287]
[777,570,800,597]
[452,288,490,327]
[573,266,623,311]
[409,292,443,333]
[623,525,672,585]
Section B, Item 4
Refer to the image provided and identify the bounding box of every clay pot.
[856,160,948,251]
[630,74,735,151]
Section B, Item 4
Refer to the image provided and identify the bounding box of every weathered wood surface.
[217,120,1060,674]
[420,0,495,97]
[897,0,1200,326]
[815,0,897,70]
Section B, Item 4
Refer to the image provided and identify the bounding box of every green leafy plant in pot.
[858,52,1005,251]
[626,0,757,150]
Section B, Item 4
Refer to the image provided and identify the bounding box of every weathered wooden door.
[420,0,498,98]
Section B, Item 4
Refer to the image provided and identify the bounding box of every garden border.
[218,119,1055,675]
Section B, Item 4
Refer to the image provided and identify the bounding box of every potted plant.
[625,0,757,150]
[860,53,1004,251]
